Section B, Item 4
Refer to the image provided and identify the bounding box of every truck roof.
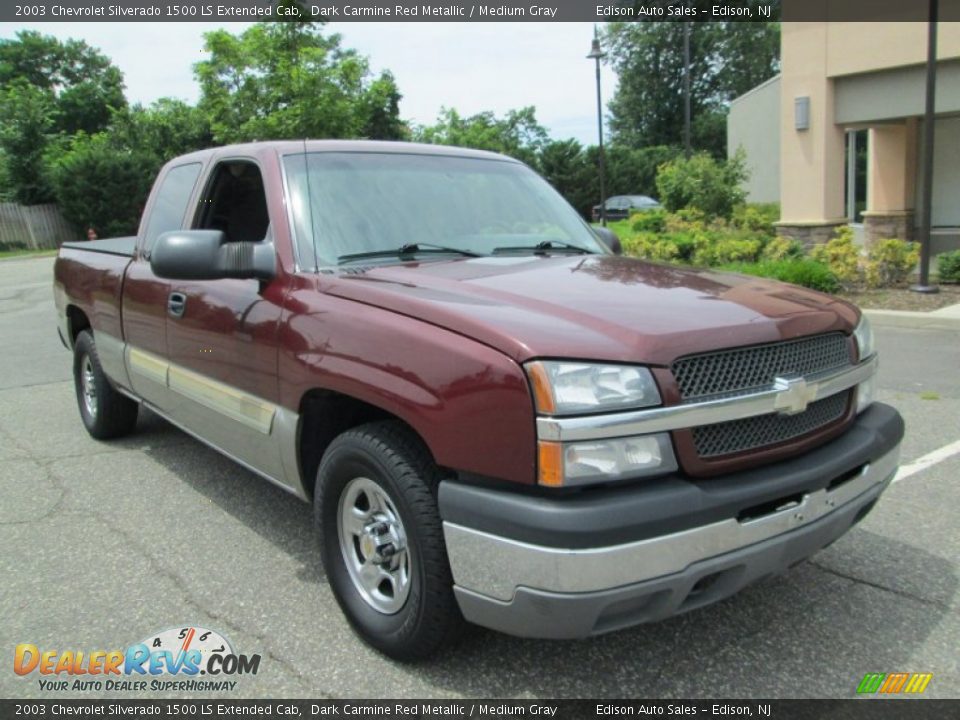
[169,139,522,165]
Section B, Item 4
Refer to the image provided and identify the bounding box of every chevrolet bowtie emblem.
[773,376,818,415]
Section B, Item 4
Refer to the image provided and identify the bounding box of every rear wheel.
[73,330,139,439]
[315,421,464,661]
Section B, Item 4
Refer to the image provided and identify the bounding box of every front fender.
[278,285,537,486]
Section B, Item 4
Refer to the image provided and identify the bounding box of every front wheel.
[315,421,464,661]
[73,330,139,439]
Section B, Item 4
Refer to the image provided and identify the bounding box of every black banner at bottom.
[2,700,958,719]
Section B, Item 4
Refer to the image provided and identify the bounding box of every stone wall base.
[861,211,915,248]
[774,221,848,249]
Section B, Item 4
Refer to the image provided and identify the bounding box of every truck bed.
[54,237,136,344]
[60,236,137,258]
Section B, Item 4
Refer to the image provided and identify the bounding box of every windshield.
[282,151,605,268]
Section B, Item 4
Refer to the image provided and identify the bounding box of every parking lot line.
[893,438,960,483]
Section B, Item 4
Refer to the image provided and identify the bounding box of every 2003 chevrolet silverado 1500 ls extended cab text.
[54,141,904,660]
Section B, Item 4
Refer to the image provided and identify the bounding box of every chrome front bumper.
[442,437,901,639]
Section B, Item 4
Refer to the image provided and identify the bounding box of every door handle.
[167,292,187,318]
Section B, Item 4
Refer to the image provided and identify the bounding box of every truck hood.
[325,255,858,366]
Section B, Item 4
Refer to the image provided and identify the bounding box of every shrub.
[655,151,747,220]
[693,236,763,266]
[630,208,667,233]
[721,259,839,293]
[732,203,780,234]
[938,249,960,282]
[45,133,156,238]
[670,232,698,262]
[810,227,861,288]
[621,233,681,262]
[864,239,919,288]
[762,236,805,261]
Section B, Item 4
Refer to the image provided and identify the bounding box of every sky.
[5,22,619,145]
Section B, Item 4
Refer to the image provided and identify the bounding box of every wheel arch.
[65,305,92,347]
[296,388,438,500]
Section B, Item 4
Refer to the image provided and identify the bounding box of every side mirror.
[594,226,623,256]
[151,230,275,281]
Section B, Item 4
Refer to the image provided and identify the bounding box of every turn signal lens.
[537,441,564,487]
[527,362,557,415]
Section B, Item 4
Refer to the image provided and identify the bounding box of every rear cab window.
[142,163,203,254]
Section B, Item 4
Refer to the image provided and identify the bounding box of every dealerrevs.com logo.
[14,626,261,692]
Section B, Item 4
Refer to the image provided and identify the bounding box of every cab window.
[142,163,202,252]
[194,160,270,243]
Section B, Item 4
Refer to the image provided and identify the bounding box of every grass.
[0,248,58,260]
[920,391,940,401]
[594,219,634,238]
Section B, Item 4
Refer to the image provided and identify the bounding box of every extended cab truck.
[54,141,904,660]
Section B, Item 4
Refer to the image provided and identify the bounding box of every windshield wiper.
[492,240,593,255]
[338,242,482,264]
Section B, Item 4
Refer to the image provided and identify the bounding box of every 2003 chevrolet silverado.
[54,141,904,660]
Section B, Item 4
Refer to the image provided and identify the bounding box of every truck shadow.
[419,530,956,698]
[135,408,326,587]
[135,411,956,697]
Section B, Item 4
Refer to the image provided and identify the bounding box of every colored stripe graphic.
[880,672,909,693]
[857,672,932,694]
[904,673,933,694]
[857,673,885,694]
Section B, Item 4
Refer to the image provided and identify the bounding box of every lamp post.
[587,31,607,227]
[683,19,691,158]
[913,0,939,293]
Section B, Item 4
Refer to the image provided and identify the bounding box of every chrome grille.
[672,333,851,401]
[692,391,850,458]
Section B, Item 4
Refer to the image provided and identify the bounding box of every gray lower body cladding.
[452,473,888,638]
[439,403,903,639]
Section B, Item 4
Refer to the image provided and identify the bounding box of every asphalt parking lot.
[1,256,958,699]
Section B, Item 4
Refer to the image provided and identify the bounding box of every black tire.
[73,330,139,440]
[315,421,464,661]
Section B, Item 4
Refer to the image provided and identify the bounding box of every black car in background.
[592,195,662,222]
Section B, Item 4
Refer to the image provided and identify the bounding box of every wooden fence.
[0,203,78,250]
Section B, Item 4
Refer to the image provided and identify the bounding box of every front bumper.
[439,403,904,639]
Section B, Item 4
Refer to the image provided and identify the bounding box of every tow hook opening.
[827,463,867,491]
[737,493,804,524]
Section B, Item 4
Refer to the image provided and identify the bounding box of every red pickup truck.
[54,141,903,660]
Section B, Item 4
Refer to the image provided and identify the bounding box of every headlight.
[538,434,677,487]
[856,374,876,414]
[853,315,875,361]
[526,361,661,415]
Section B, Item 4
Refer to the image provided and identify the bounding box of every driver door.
[162,158,286,480]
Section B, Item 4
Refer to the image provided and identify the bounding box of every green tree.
[603,4,780,156]
[46,133,155,237]
[0,81,57,204]
[0,30,126,136]
[110,99,215,166]
[538,139,596,217]
[655,151,748,219]
[357,71,406,140]
[194,20,403,143]
[605,144,682,198]
[413,106,548,166]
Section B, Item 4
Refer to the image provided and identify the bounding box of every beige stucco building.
[728,21,960,253]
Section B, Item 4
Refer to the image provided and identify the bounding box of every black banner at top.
[5,0,960,23]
